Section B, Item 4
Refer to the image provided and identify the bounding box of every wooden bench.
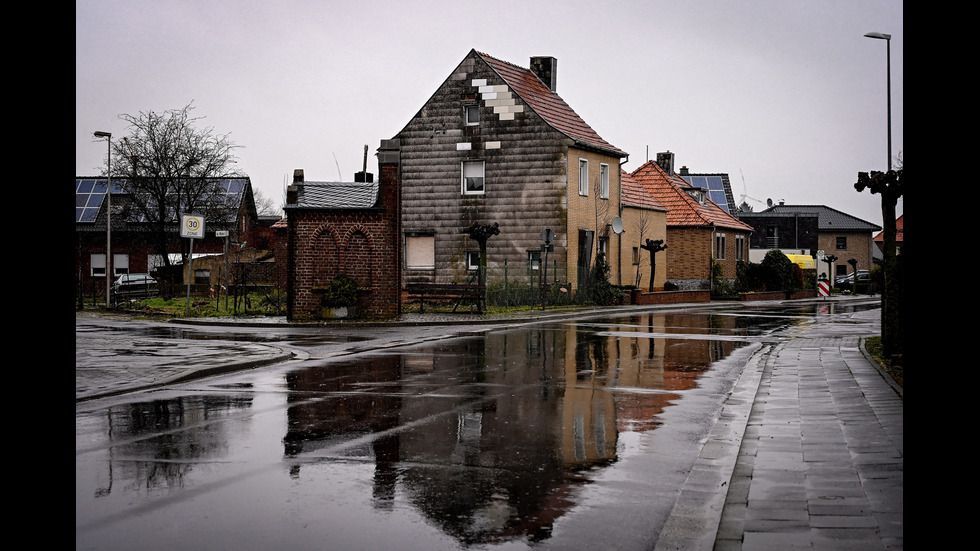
[405,283,486,313]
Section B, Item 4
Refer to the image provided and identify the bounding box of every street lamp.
[94,131,112,307]
[864,31,892,171]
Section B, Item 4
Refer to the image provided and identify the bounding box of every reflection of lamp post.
[864,31,892,171]
[94,131,112,307]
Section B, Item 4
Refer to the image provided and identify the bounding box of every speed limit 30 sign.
[181,214,205,238]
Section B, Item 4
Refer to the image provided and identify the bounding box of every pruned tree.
[110,103,241,292]
[855,164,903,359]
[462,222,500,313]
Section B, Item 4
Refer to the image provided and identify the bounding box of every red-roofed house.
[629,152,754,290]
[392,50,629,291]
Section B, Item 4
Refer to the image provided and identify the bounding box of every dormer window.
[688,189,705,204]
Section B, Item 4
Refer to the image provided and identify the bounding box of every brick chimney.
[530,56,557,91]
[656,151,675,176]
[286,169,303,205]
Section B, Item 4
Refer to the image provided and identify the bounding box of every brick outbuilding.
[284,141,402,320]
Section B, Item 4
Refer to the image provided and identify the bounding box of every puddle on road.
[77,308,826,549]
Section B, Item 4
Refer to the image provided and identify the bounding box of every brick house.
[755,203,881,279]
[75,176,259,299]
[283,141,402,320]
[391,50,629,292]
[628,153,754,290]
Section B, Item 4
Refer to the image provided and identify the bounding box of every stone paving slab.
[656,309,902,551]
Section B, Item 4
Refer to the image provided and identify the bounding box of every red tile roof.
[621,169,667,211]
[873,214,903,243]
[629,160,753,231]
[477,52,626,158]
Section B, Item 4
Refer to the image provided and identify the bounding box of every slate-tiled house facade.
[629,153,754,290]
[392,50,628,291]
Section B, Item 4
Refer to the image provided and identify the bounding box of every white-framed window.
[462,160,485,195]
[406,235,435,269]
[598,236,608,259]
[91,253,106,277]
[578,159,589,196]
[466,250,480,271]
[464,104,479,126]
[114,253,130,276]
[599,163,609,199]
[715,233,727,260]
[735,235,745,261]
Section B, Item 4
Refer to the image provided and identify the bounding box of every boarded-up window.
[406,235,435,269]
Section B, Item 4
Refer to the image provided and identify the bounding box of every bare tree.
[110,103,241,290]
[253,188,281,217]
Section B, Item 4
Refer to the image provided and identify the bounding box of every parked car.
[835,270,869,285]
[111,273,160,303]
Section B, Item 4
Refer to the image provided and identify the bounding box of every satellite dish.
[611,216,624,234]
[766,198,773,208]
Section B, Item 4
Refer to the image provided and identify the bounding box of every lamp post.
[94,131,112,307]
[864,31,892,171]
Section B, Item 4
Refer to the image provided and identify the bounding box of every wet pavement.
[75,297,902,550]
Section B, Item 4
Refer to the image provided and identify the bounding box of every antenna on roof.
[332,153,342,180]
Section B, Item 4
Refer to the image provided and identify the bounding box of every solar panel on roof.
[75,177,249,224]
[709,190,730,211]
[706,176,725,190]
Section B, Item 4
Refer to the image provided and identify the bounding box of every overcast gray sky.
[76,0,902,227]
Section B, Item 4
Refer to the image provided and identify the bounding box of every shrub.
[320,274,359,307]
[579,253,627,306]
[760,250,798,292]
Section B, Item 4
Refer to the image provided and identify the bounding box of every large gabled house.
[75,176,259,299]
[392,50,629,292]
[629,152,754,290]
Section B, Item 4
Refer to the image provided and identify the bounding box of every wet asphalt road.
[75,297,901,550]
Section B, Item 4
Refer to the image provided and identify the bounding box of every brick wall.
[286,146,402,320]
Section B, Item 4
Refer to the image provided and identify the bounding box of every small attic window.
[688,189,705,204]
[464,104,480,126]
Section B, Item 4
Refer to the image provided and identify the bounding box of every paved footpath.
[655,308,903,551]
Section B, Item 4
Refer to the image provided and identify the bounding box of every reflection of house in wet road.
[95,395,254,496]
[280,313,744,546]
